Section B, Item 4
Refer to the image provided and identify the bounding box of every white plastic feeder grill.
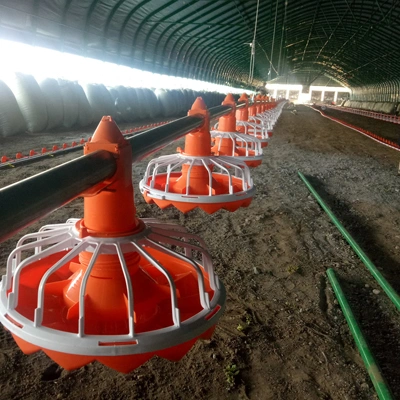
[140,153,255,214]
[210,129,263,164]
[235,120,270,144]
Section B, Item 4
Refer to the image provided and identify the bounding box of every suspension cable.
[269,0,279,78]
[248,0,260,84]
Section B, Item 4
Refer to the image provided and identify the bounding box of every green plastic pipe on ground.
[326,268,393,400]
[298,171,400,311]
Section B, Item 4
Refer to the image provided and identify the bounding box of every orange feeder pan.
[140,97,255,214]
[0,117,225,373]
[211,94,263,168]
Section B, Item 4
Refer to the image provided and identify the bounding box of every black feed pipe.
[0,103,244,170]
[0,127,150,171]
[0,104,241,242]
[130,104,242,161]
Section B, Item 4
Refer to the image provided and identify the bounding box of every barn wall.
[351,79,400,102]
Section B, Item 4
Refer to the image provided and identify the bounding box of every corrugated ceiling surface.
[0,0,399,88]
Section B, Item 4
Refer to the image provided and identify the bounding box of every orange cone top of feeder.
[255,94,263,113]
[80,116,140,237]
[261,95,267,112]
[183,97,210,157]
[217,93,237,132]
[236,93,249,123]
[211,93,238,157]
[171,98,216,197]
[248,97,258,116]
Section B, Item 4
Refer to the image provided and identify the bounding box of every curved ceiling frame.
[192,21,279,84]
[117,0,154,59]
[143,1,223,72]
[178,27,262,84]
[284,1,399,76]
[103,0,132,51]
[285,4,399,60]
[82,0,103,50]
[191,19,283,86]
[206,44,267,86]
[167,1,273,77]
[181,20,262,80]
[1,0,400,89]
[295,46,399,85]
[140,0,198,68]
[172,0,372,84]
[291,61,363,86]
[162,2,245,75]
[129,0,180,62]
[151,1,227,74]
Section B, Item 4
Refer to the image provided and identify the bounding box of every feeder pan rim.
[210,129,261,141]
[0,288,225,356]
[140,153,255,202]
[146,154,253,169]
[210,130,263,157]
[140,179,255,203]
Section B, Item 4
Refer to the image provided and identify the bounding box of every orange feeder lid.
[0,116,225,373]
[140,97,255,214]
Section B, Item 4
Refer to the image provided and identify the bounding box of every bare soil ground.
[1,105,400,399]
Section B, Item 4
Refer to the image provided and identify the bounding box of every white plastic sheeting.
[0,80,27,137]
[142,88,161,119]
[155,89,178,117]
[39,78,64,130]
[125,88,141,121]
[58,80,80,129]
[7,73,48,133]
[1,74,227,137]
[74,83,93,128]
[84,84,116,123]
[109,86,132,122]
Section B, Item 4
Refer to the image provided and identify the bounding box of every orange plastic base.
[12,327,215,373]
[12,328,214,373]
[143,194,252,214]
[243,159,262,167]
[142,172,252,213]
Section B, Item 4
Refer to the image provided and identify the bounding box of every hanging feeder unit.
[235,93,270,147]
[140,98,255,214]
[0,117,225,373]
[211,94,263,167]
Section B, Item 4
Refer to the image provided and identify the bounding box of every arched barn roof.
[0,0,399,88]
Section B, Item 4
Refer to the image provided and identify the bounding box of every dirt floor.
[1,104,400,399]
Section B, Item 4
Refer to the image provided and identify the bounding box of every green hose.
[298,171,400,311]
[327,269,393,400]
